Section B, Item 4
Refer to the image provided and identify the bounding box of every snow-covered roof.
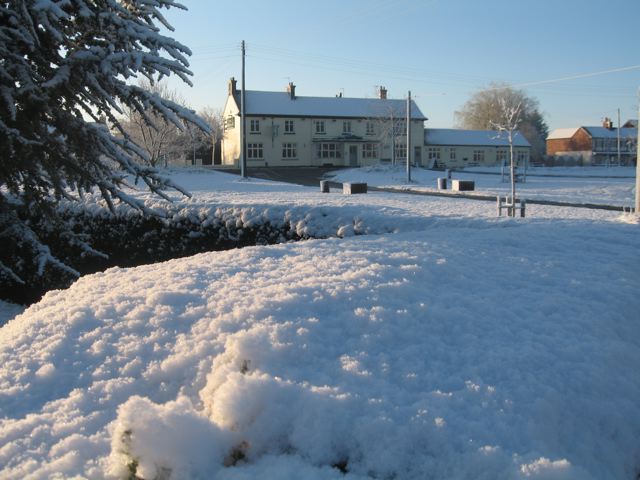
[547,128,580,140]
[583,126,637,139]
[424,128,530,147]
[234,91,427,121]
[548,126,637,140]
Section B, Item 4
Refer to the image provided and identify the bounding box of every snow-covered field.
[329,165,636,207]
[1,167,639,479]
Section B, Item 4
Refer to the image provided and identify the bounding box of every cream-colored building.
[424,128,531,169]
[221,79,427,168]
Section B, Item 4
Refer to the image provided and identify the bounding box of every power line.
[509,65,640,89]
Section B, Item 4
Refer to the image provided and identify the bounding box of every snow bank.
[1,168,638,479]
[1,213,639,478]
[0,301,24,327]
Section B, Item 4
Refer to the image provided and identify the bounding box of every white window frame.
[343,121,352,134]
[282,142,297,159]
[284,119,295,134]
[315,120,326,135]
[395,143,407,160]
[316,143,341,159]
[394,120,407,136]
[366,121,375,136]
[247,143,263,159]
[362,143,378,159]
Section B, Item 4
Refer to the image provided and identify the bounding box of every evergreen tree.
[0,0,207,294]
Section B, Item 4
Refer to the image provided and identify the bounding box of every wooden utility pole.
[636,97,640,214]
[406,91,411,183]
[240,40,247,178]
[390,111,395,166]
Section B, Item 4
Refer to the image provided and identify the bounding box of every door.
[349,145,358,167]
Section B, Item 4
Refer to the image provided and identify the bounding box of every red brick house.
[547,119,637,166]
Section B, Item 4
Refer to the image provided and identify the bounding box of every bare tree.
[368,103,407,166]
[491,96,523,217]
[455,83,548,163]
[178,107,223,166]
[197,107,223,163]
[122,80,187,167]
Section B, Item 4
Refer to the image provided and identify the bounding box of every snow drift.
[1,215,639,479]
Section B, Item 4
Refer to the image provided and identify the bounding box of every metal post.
[509,131,516,217]
[617,108,621,167]
[497,195,502,216]
[240,40,247,178]
[406,90,411,183]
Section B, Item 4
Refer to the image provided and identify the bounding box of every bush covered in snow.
[0,201,302,304]
[0,0,208,296]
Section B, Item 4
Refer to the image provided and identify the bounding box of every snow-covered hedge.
[1,198,381,305]
[0,203,296,305]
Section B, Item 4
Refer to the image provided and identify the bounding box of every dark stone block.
[343,183,367,194]
[452,180,475,191]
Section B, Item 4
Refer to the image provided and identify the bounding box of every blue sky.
[162,0,640,131]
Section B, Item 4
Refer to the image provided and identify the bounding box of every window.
[249,119,260,133]
[282,143,297,159]
[247,143,263,159]
[395,143,407,160]
[473,150,485,163]
[497,150,507,164]
[315,120,325,135]
[517,151,528,165]
[362,143,378,159]
[343,121,352,134]
[594,138,605,151]
[427,147,441,160]
[316,143,341,159]
[366,122,375,136]
[394,120,406,135]
[284,120,295,134]
[449,148,456,160]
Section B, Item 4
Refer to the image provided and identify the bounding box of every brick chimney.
[378,86,387,99]
[603,117,614,129]
[287,82,296,100]
[228,77,237,96]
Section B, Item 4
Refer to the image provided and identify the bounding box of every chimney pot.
[379,86,388,100]
[228,77,237,96]
[287,82,296,100]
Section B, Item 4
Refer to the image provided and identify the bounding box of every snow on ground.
[1,168,639,479]
[0,301,25,328]
[327,165,636,207]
